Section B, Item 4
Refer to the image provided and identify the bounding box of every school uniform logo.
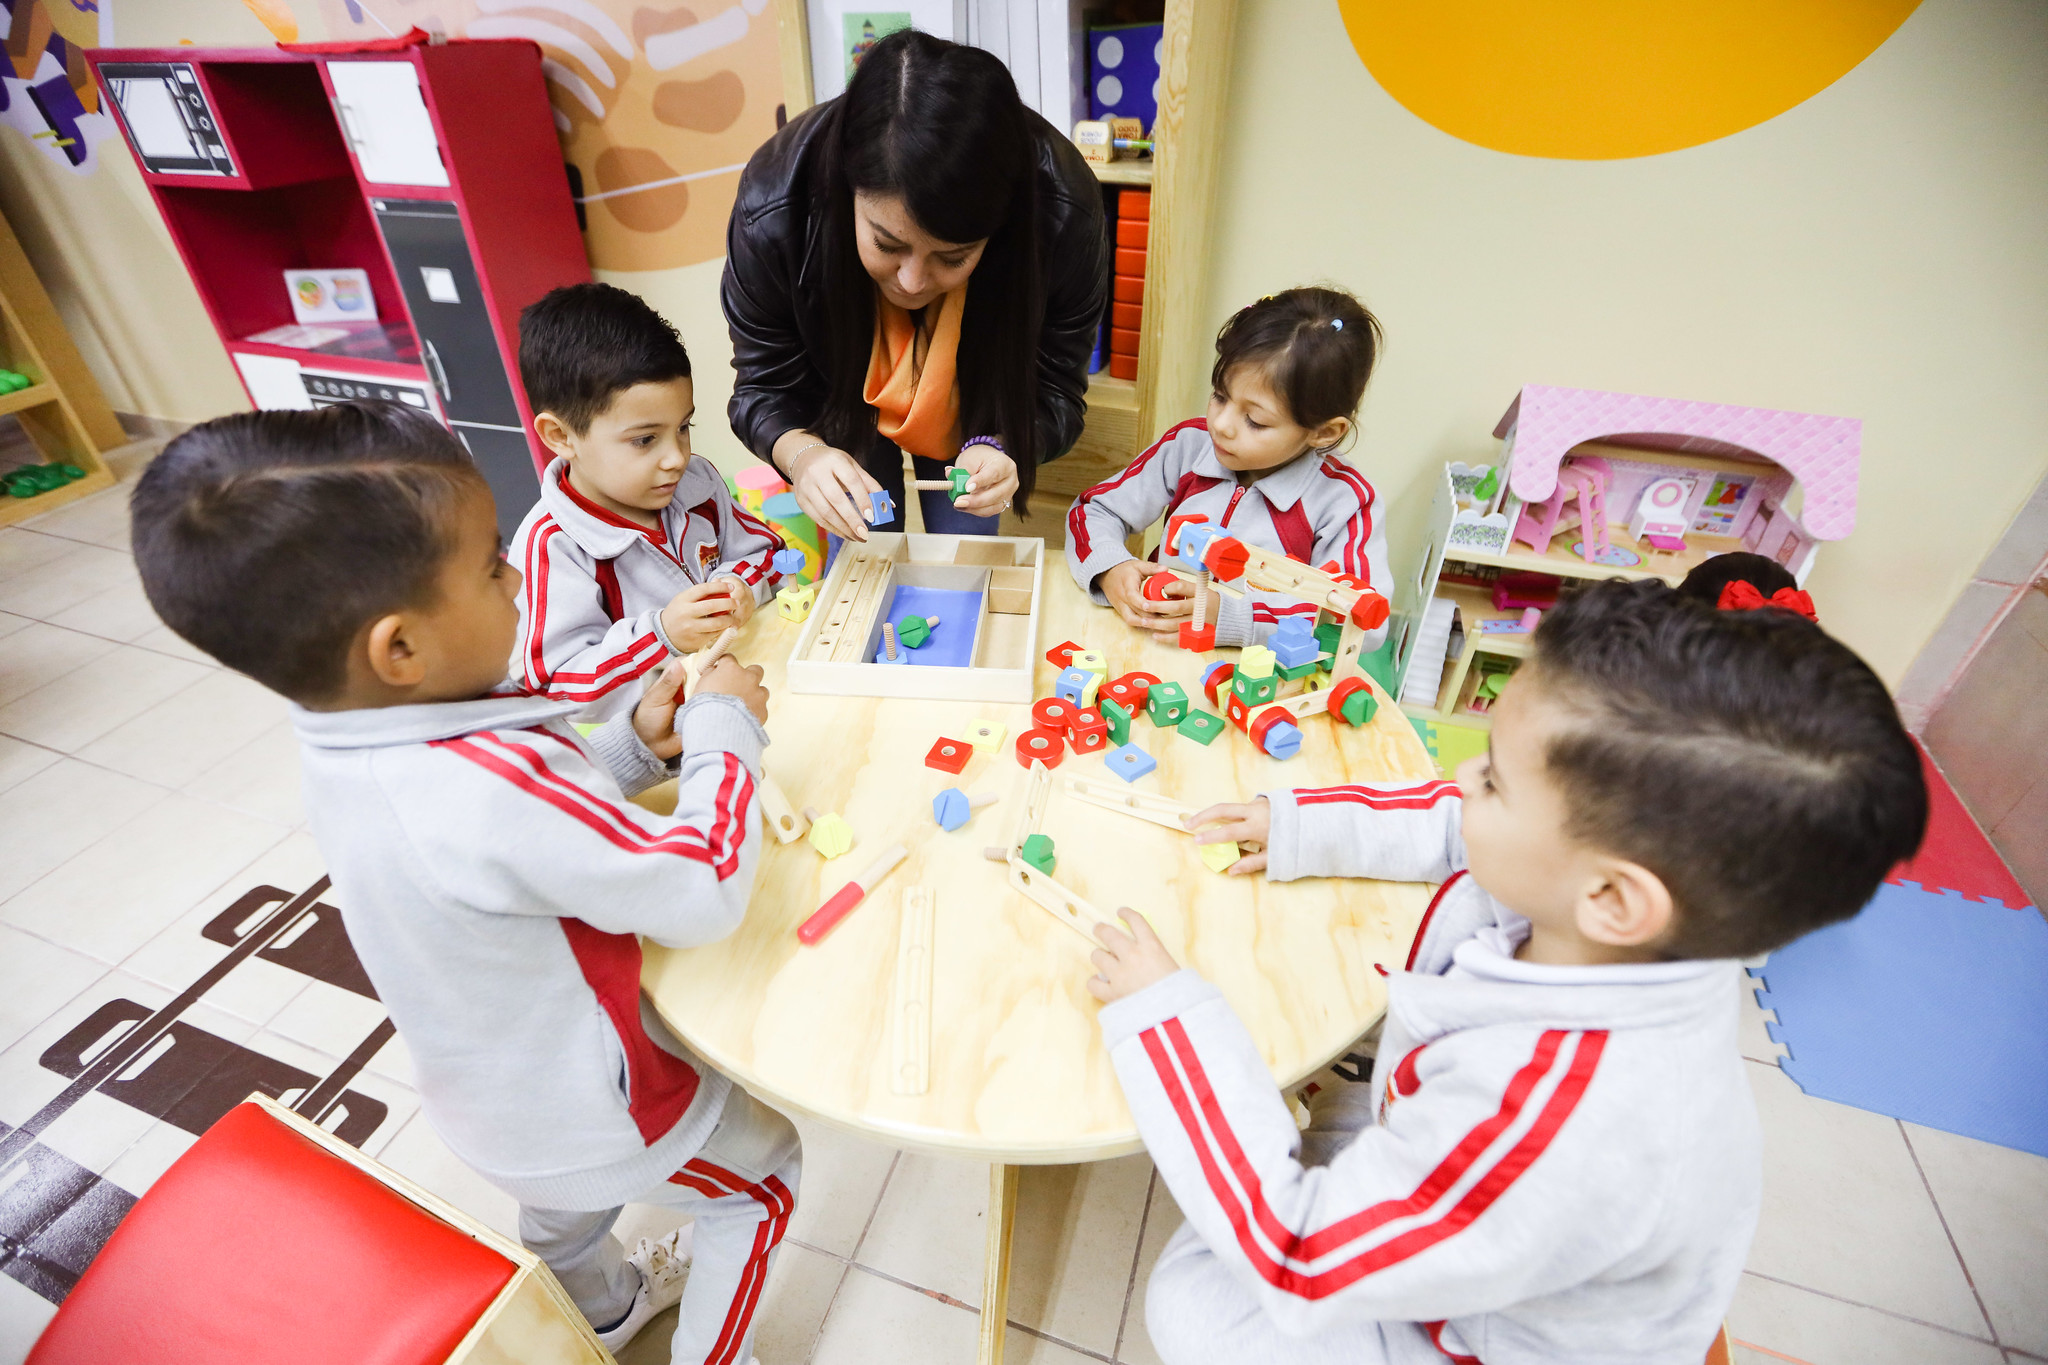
[697,541,720,574]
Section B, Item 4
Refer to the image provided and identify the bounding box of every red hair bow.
[1718,581,1818,622]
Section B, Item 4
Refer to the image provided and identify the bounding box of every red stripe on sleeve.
[1069,417,1209,562]
[1407,869,1469,971]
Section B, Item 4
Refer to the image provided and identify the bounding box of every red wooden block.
[1250,708,1296,752]
[1108,354,1138,380]
[1045,640,1081,669]
[1015,727,1065,769]
[1202,661,1236,707]
[1109,326,1141,355]
[1113,273,1145,303]
[1032,696,1078,733]
[1115,217,1150,248]
[1203,536,1250,582]
[1351,590,1391,630]
[1102,672,1155,711]
[1164,512,1209,558]
[1225,692,1251,732]
[1112,301,1143,329]
[1069,709,1109,753]
[1179,620,1217,652]
[1114,246,1147,276]
[1142,570,1179,601]
[925,737,971,774]
[1120,189,1151,220]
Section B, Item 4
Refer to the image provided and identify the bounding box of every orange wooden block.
[1109,326,1141,355]
[1115,218,1150,249]
[1115,247,1147,276]
[1120,189,1151,220]
[1113,274,1145,304]
[1112,301,1143,329]
[1108,354,1138,380]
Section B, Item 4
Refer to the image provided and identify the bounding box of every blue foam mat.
[1751,881,2048,1156]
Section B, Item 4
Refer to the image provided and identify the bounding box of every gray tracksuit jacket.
[1064,418,1391,649]
[293,689,766,1211]
[1101,779,1759,1363]
[510,456,780,719]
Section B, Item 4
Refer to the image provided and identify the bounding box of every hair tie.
[1717,581,1818,623]
[1330,319,1343,330]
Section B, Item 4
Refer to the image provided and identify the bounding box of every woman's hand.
[1099,559,1193,642]
[782,436,883,542]
[1087,909,1180,1004]
[1183,798,1270,876]
[951,442,1018,517]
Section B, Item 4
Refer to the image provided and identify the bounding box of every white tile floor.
[0,450,2045,1364]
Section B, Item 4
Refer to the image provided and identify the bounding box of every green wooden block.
[1314,620,1342,651]
[1145,681,1188,726]
[1338,686,1378,727]
[1021,833,1056,875]
[1100,697,1132,746]
[1178,709,1225,745]
[1232,672,1279,706]
[1276,659,1320,681]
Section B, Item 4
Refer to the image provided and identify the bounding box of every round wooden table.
[638,563,1438,1361]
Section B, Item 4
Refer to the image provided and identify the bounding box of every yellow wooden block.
[1198,839,1242,874]
[776,583,817,622]
[1073,648,1108,678]
[968,719,1007,754]
[1238,646,1276,680]
[808,812,854,859]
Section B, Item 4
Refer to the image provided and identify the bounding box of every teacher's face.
[854,191,987,312]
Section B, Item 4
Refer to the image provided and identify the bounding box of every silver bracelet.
[781,440,828,477]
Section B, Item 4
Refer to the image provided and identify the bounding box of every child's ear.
[1576,858,1674,949]
[364,613,426,689]
[1309,415,1351,453]
[532,411,578,460]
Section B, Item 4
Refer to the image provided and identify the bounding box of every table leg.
[979,1162,1020,1365]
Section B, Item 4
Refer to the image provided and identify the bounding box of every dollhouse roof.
[1491,385,1862,540]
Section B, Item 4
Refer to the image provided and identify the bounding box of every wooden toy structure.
[786,532,1044,702]
[1157,519,1393,758]
[1391,384,1862,728]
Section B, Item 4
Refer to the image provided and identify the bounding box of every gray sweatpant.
[519,1086,801,1365]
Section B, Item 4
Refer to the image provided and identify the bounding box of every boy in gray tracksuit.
[1067,288,1390,648]
[131,403,797,1365]
[1086,579,1928,1364]
[510,283,781,719]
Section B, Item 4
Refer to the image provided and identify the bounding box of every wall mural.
[0,0,120,174]
[1337,0,1921,160]
[310,0,787,271]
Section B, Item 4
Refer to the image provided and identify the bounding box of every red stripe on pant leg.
[683,1160,792,1365]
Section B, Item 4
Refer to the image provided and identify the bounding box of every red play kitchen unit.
[86,38,592,537]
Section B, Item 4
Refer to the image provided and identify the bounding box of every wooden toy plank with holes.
[786,532,1044,702]
[631,561,1438,1166]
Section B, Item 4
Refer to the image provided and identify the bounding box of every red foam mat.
[1888,741,2035,910]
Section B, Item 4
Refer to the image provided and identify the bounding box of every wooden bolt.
[803,807,855,859]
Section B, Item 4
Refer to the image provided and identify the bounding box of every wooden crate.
[785,532,1043,702]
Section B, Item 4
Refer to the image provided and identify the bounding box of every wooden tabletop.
[639,565,1440,1163]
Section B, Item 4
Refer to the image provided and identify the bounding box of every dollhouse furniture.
[636,565,1433,1365]
[83,39,591,537]
[1392,384,1861,728]
[28,1095,608,1365]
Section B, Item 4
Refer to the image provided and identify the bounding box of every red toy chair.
[30,1095,611,1365]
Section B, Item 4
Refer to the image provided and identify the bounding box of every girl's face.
[854,191,987,311]
[1206,363,1349,475]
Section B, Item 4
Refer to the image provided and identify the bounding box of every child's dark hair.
[1675,551,1800,609]
[519,282,691,435]
[1529,578,1925,959]
[131,404,485,705]
[1211,287,1382,434]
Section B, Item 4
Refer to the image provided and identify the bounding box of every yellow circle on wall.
[1338,0,1920,160]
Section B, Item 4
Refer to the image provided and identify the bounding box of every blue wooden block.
[1259,718,1303,760]
[869,488,896,524]
[1268,630,1321,669]
[933,787,970,831]
[1105,743,1156,782]
[771,547,807,577]
[1054,666,1093,707]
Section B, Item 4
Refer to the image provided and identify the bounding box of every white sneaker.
[595,1225,693,1352]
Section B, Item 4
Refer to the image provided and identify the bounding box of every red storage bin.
[1112,301,1143,329]
[1113,274,1145,304]
[1120,189,1151,221]
[1115,218,1150,249]
[1109,326,1141,355]
[1115,246,1147,277]
[1108,354,1139,380]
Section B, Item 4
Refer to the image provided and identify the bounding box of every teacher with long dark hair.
[722,29,1108,542]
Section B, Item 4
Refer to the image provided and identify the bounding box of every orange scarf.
[864,287,963,460]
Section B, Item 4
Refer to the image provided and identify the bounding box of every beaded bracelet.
[958,435,1004,457]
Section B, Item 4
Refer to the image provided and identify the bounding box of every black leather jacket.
[721,99,1109,472]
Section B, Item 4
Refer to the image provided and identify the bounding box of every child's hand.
[715,577,756,627]
[1099,560,1193,641]
[693,654,770,724]
[1183,798,1270,876]
[632,658,690,760]
[662,583,744,652]
[1088,908,1181,1003]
